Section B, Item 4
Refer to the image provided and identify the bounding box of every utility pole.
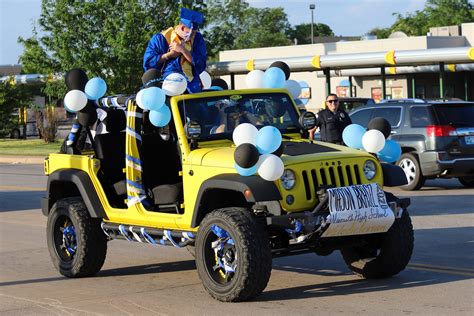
[310,4,315,44]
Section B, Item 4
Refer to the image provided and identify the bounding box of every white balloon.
[245,70,265,89]
[285,80,302,99]
[162,73,187,96]
[362,129,386,153]
[257,154,284,181]
[199,71,212,89]
[135,89,146,109]
[232,123,258,146]
[64,90,87,113]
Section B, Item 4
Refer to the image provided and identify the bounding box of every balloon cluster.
[63,69,107,114]
[245,61,302,100]
[233,123,285,181]
[342,117,402,163]
[137,71,188,127]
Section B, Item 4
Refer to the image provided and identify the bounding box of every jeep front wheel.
[47,197,107,277]
[195,208,272,302]
[340,210,414,279]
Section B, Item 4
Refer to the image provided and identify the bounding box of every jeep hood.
[192,141,372,168]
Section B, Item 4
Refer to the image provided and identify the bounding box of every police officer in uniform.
[311,94,352,145]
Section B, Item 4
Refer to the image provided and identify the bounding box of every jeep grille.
[301,164,362,200]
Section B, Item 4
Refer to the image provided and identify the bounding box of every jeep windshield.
[178,92,300,140]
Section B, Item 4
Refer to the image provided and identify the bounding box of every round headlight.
[280,169,296,190]
[363,160,377,180]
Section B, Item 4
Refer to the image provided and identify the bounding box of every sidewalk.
[0,155,45,164]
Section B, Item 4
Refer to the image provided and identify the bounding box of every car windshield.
[178,92,300,140]
[432,103,474,127]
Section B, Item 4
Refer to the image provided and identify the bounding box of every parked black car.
[349,99,474,190]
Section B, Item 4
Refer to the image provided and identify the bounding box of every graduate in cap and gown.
[143,8,207,93]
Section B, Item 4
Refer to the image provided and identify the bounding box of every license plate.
[322,183,395,238]
[465,136,474,145]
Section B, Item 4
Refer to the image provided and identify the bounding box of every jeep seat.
[94,108,127,197]
[141,112,183,207]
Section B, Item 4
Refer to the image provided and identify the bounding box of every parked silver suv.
[349,100,474,190]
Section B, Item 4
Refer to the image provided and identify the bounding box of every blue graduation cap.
[180,8,204,29]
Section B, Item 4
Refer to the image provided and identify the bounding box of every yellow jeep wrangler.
[42,88,413,302]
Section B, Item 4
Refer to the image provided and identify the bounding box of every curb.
[0,155,45,165]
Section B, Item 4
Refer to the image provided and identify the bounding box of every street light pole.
[310,4,315,44]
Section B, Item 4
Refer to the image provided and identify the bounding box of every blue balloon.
[378,139,402,163]
[209,86,223,91]
[142,87,166,111]
[149,106,171,127]
[256,126,282,154]
[84,77,107,100]
[234,163,257,176]
[342,124,366,149]
[263,67,286,89]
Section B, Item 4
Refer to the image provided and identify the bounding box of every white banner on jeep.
[322,183,395,238]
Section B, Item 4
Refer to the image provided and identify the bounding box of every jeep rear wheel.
[47,197,107,277]
[195,208,272,302]
[398,153,425,191]
[340,210,414,279]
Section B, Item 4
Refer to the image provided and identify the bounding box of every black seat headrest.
[103,108,126,133]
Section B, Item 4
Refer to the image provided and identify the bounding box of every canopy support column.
[411,76,416,98]
[324,68,331,96]
[439,62,445,99]
[230,73,235,89]
[464,72,469,101]
[381,66,386,99]
[349,76,353,97]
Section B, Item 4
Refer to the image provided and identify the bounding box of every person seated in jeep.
[211,99,262,134]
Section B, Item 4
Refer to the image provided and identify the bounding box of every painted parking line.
[0,185,45,191]
[408,263,474,277]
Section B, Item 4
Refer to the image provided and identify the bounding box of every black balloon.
[368,117,391,139]
[270,61,290,80]
[234,143,260,169]
[142,68,162,88]
[211,78,229,90]
[77,102,98,127]
[65,68,88,91]
[272,142,285,157]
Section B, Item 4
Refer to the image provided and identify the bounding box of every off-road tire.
[340,210,414,279]
[47,197,107,277]
[195,208,272,302]
[398,153,425,191]
[458,177,474,188]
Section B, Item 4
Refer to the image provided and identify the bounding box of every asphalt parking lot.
[0,163,473,315]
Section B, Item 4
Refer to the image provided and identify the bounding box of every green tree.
[382,0,473,37]
[234,7,291,49]
[19,0,182,99]
[204,0,291,59]
[0,81,33,138]
[367,27,392,39]
[286,23,334,45]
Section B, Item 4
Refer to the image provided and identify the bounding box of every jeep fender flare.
[381,163,408,187]
[42,169,107,219]
[191,174,282,227]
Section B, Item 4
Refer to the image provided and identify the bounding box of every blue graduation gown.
[143,31,207,93]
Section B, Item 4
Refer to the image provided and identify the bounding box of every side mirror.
[298,111,316,130]
[185,121,202,140]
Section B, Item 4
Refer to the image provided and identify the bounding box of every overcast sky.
[0,0,427,65]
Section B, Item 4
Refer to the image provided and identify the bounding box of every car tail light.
[426,125,457,137]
